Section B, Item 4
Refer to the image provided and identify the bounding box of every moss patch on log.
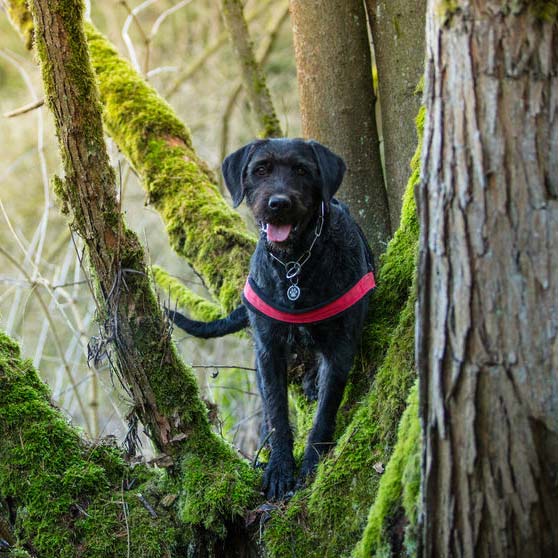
[0,332,180,557]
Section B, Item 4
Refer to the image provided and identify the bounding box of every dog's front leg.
[298,343,354,484]
[255,336,296,500]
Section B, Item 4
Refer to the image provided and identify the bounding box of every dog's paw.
[262,456,296,501]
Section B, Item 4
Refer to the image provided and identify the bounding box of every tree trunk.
[289,0,392,256]
[24,1,259,554]
[417,3,558,557]
[366,0,425,227]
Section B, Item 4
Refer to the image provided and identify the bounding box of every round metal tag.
[287,284,301,301]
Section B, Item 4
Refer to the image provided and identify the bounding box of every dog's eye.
[254,164,269,176]
[294,166,308,176]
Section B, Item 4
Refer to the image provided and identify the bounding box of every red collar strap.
[242,272,375,324]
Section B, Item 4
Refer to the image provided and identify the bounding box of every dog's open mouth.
[261,222,297,243]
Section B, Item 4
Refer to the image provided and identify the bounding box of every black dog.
[170,138,374,500]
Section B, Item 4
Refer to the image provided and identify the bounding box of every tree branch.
[220,0,283,138]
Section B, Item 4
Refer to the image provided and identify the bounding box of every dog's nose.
[268,195,292,211]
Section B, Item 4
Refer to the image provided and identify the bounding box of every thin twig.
[4,97,45,117]
[164,0,274,99]
[150,0,192,37]
[0,245,92,434]
[121,479,131,558]
[253,427,274,468]
[120,0,157,74]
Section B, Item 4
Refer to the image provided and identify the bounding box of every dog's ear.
[309,141,346,202]
[222,142,259,208]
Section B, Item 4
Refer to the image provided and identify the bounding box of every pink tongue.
[267,223,292,242]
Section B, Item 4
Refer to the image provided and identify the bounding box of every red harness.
[242,271,375,324]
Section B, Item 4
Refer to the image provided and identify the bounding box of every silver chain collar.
[268,202,325,301]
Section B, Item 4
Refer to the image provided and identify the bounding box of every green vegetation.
[0,332,179,557]
[353,383,421,558]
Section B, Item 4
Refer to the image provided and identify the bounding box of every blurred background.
[0,0,299,457]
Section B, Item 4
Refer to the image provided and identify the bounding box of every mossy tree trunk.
[289,0,392,256]
[13,1,260,556]
[31,0,207,456]
[417,2,558,556]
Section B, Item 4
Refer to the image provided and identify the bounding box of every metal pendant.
[287,284,301,301]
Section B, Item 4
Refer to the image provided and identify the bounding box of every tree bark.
[417,3,558,557]
[289,0,392,256]
[366,0,425,227]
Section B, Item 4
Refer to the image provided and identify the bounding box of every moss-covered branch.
[84,24,256,313]
[220,0,283,138]
[31,0,209,457]
[152,265,223,323]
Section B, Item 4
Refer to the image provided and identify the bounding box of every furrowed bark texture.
[220,0,283,138]
[289,0,392,256]
[418,3,558,557]
[366,0,425,227]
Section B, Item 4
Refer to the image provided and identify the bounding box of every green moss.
[5,0,34,50]
[434,0,460,24]
[0,332,181,556]
[178,433,260,537]
[152,265,223,322]
[266,105,425,558]
[353,383,420,558]
[530,0,558,21]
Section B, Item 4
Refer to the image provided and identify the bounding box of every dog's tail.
[168,305,249,338]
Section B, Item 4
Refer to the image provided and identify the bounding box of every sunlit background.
[0,0,299,457]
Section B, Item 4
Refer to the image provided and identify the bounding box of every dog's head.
[222,138,346,247]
